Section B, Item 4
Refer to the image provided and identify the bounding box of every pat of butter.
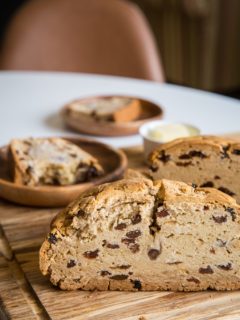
[148,124,194,143]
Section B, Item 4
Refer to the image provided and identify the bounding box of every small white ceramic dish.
[139,120,201,160]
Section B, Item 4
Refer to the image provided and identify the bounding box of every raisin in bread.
[9,138,104,186]
[39,178,240,291]
[63,96,141,123]
[149,136,240,203]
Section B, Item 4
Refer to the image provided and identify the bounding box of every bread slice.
[149,136,240,203]
[9,138,104,186]
[64,96,141,123]
[39,178,240,291]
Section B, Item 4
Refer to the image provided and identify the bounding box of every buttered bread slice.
[149,136,240,203]
[40,178,240,291]
[9,138,104,186]
[64,96,141,123]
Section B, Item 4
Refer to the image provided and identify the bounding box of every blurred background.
[0,0,240,98]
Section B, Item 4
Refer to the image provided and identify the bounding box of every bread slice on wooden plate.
[64,96,141,123]
[9,138,104,186]
[149,136,240,203]
[39,178,240,291]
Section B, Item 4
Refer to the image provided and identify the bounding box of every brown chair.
[1,0,164,82]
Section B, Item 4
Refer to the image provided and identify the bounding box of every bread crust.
[150,136,240,160]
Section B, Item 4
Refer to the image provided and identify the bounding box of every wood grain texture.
[1,144,240,320]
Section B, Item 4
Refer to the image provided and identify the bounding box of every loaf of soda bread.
[149,136,240,203]
[39,178,240,291]
[64,96,141,123]
[9,138,104,186]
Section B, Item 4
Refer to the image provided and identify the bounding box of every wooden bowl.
[62,95,164,136]
[0,137,127,207]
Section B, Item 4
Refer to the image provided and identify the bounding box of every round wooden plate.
[62,95,164,136]
[0,137,127,207]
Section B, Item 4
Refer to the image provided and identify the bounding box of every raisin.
[214,175,221,180]
[110,274,128,280]
[226,207,236,221]
[126,230,141,239]
[158,151,170,163]
[121,238,139,253]
[217,263,232,271]
[212,215,227,223]
[116,265,131,269]
[203,205,209,210]
[83,249,99,259]
[210,247,215,254]
[121,238,135,245]
[218,187,235,197]
[148,249,161,260]
[199,266,214,274]
[106,243,120,249]
[132,280,142,290]
[102,240,107,246]
[101,270,111,276]
[180,150,207,160]
[179,154,191,160]
[187,277,200,284]
[86,166,99,180]
[77,209,85,217]
[48,233,58,244]
[232,149,240,155]
[26,166,33,175]
[221,145,230,159]
[52,177,60,186]
[67,260,76,268]
[156,209,169,218]
[149,164,158,172]
[131,214,142,225]
[115,223,127,230]
[200,181,214,188]
[190,150,207,158]
[129,243,140,253]
[176,161,192,167]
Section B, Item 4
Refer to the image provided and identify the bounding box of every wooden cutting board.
[1,145,240,320]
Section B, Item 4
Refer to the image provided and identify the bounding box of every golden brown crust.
[8,142,24,184]
[149,136,240,163]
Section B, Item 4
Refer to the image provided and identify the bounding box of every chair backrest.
[1,0,165,82]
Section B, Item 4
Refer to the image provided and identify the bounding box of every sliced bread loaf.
[64,96,141,123]
[40,178,240,291]
[9,137,104,186]
[149,136,240,203]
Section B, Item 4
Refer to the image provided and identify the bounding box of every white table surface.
[0,71,239,148]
